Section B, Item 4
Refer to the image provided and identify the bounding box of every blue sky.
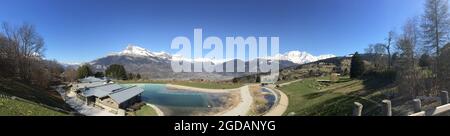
[0,0,424,63]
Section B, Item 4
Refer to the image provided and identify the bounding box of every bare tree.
[421,0,450,90]
[365,44,375,54]
[1,23,20,78]
[0,34,11,77]
[365,44,375,69]
[0,22,62,89]
[373,43,387,70]
[63,68,78,82]
[384,31,395,69]
[397,19,421,97]
[1,23,45,82]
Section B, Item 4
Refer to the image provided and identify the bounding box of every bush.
[363,70,396,83]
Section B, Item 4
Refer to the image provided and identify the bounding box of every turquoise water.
[122,84,227,115]
[134,84,208,107]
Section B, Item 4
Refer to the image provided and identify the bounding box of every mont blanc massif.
[84,45,335,80]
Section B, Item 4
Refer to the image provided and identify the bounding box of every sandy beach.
[166,84,253,116]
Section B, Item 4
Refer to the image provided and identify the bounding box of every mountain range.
[85,44,335,80]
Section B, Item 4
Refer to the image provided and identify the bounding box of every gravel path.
[278,79,303,87]
[263,87,289,116]
[217,85,253,116]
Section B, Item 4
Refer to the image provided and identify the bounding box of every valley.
[87,45,335,81]
[2,0,449,117]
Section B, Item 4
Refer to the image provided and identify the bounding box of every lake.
[122,84,230,116]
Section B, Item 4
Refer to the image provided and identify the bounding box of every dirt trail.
[216,85,253,116]
[263,87,289,116]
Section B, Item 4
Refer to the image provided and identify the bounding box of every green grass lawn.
[118,80,243,89]
[0,98,67,116]
[275,79,295,84]
[0,79,73,111]
[135,105,158,116]
[0,79,74,116]
[279,77,383,116]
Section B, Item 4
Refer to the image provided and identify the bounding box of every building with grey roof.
[74,77,144,115]
[79,76,106,83]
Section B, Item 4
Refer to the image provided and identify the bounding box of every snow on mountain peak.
[285,51,315,63]
[107,44,158,58]
[118,44,155,57]
[109,44,335,64]
[316,54,336,60]
[268,51,336,64]
[154,51,171,59]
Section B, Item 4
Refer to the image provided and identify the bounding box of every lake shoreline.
[165,84,239,93]
[121,83,255,116]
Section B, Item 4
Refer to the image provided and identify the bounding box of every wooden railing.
[353,91,449,116]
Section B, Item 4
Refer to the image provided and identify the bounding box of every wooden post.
[440,91,448,105]
[353,102,363,116]
[413,99,422,113]
[382,100,392,116]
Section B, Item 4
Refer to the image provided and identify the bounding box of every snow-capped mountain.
[60,62,81,69]
[108,44,335,65]
[268,51,336,64]
[112,44,156,57]
[89,44,336,80]
[154,51,171,59]
[316,54,337,61]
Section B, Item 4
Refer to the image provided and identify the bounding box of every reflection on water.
[262,88,276,112]
[122,84,228,116]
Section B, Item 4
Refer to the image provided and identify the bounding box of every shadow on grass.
[302,91,332,100]
[333,78,352,83]
[361,71,396,91]
[296,94,382,116]
[303,80,360,100]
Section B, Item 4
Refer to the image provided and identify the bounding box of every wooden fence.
[353,91,450,116]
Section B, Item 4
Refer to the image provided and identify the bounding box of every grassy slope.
[135,105,158,116]
[0,98,67,116]
[279,77,391,116]
[118,80,243,89]
[0,79,73,115]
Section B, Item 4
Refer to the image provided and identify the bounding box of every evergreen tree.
[94,72,104,78]
[136,73,142,80]
[77,64,93,79]
[256,76,261,83]
[419,53,433,68]
[105,64,127,80]
[350,52,365,78]
[127,73,134,80]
